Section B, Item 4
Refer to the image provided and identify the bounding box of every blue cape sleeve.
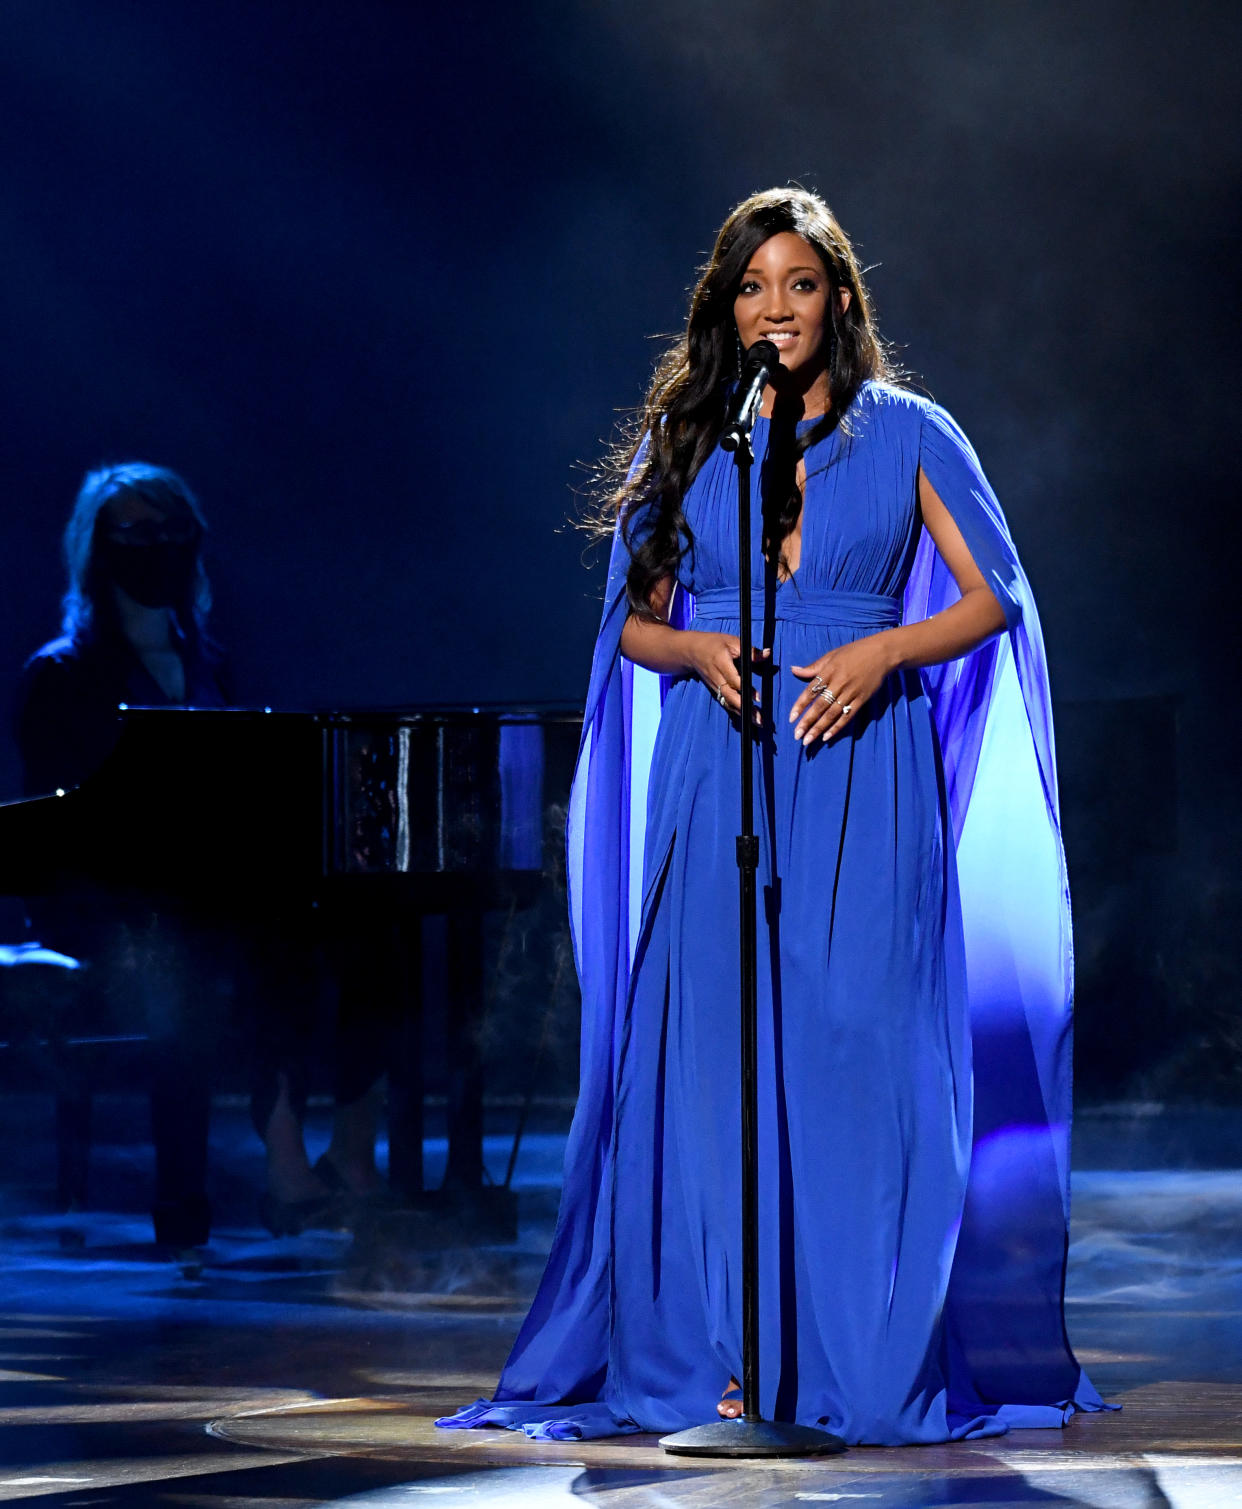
[913,402,1102,1413]
[479,442,690,1420]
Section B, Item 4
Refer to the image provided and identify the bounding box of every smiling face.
[732,231,850,409]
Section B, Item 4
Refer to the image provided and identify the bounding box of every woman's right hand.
[683,631,767,721]
[619,607,767,720]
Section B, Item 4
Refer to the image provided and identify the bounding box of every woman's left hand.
[789,632,899,745]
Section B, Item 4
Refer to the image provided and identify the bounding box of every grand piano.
[0,703,583,1234]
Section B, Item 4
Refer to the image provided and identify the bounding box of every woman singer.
[439,187,1109,1445]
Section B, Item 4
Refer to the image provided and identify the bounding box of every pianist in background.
[14,461,390,1243]
[13,462,230,1249]
[16,462,227,793]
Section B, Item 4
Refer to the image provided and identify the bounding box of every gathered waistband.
[690,585,902,629]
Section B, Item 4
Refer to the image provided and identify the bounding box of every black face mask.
[97,539,198,608]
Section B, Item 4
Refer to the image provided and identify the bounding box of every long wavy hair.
[61,462,212,651]
[597,188,895,617]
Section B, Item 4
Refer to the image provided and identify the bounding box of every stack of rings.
[716,680,728,708]
[811,676,853,717]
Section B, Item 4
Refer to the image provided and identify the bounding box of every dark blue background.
[0,2,1237,1086]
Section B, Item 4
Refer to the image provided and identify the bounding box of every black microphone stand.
[661,386,846,1459]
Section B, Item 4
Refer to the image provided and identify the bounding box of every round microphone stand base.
[660,1418,846,1458]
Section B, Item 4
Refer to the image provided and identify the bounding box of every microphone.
[720,339,780,452]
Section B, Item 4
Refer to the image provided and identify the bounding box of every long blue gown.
[439,381,1110,1444]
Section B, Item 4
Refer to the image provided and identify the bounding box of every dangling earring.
[734,326,744,377]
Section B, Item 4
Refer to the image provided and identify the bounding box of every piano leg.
[150,1060,212,1249]
[443,911,485,1191]
[386,918,425,1203]
[381,907,516,1242]
[54,1090,91,1212]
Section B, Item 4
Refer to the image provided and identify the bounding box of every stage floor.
[0,1098,1240,1506]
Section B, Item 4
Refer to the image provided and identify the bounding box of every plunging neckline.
[753,412,822,586]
